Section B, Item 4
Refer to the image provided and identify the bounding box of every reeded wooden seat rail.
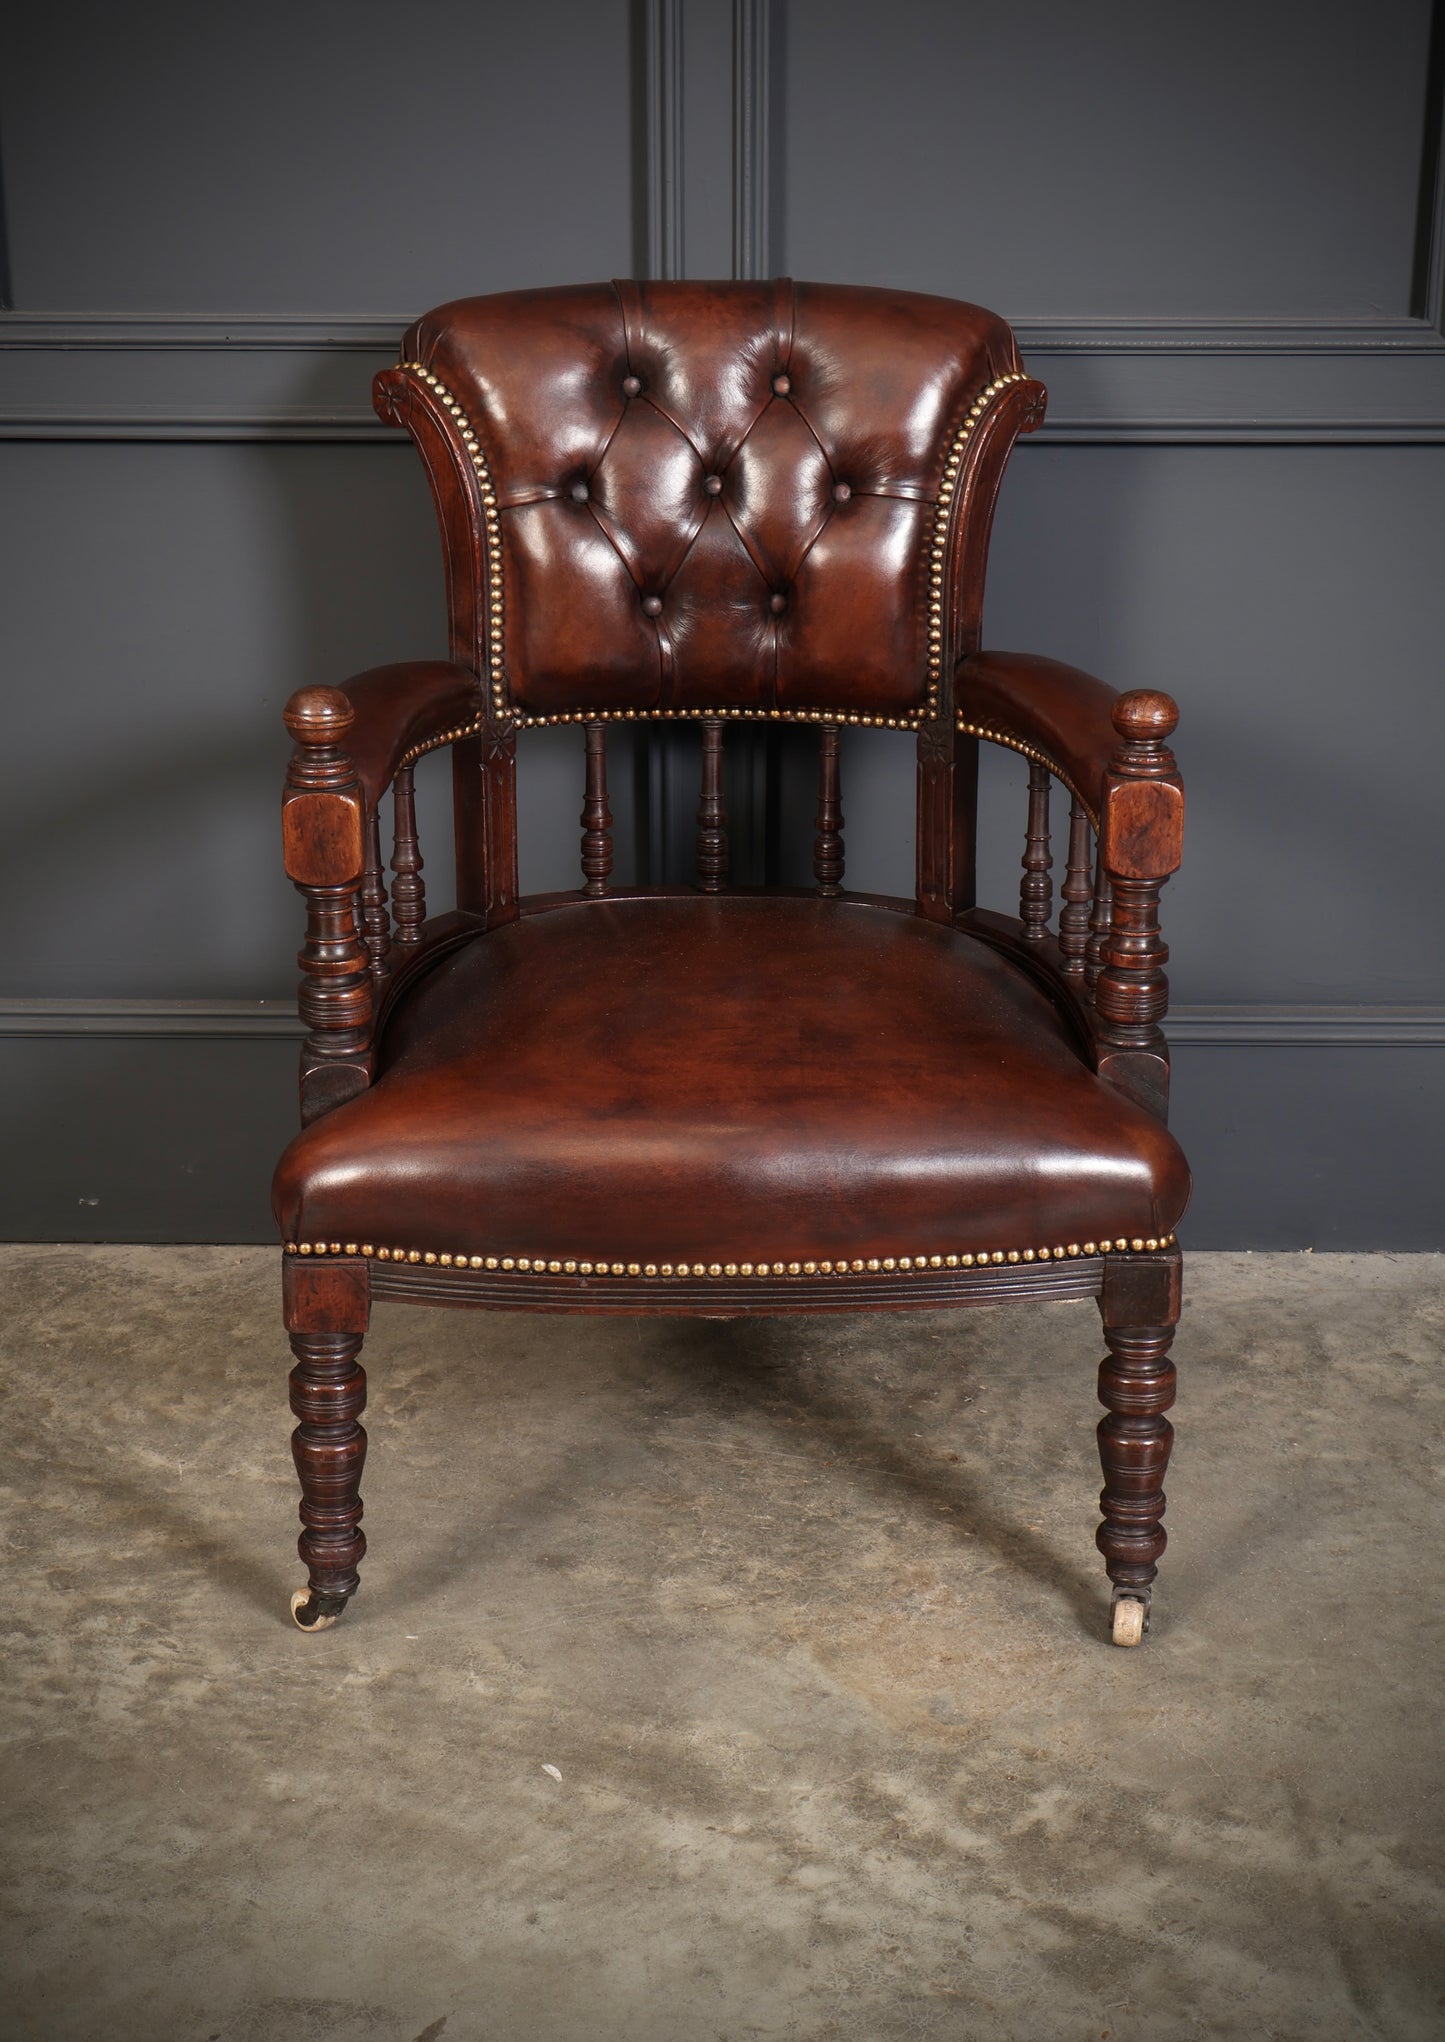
[272,279,1189,1648]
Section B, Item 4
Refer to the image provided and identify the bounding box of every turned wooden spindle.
[581,722,614,895]
[281,688,373,1077]
[696,718,728,891]
[813,723,845,895]
[1085,865,1113,996]
[289,1329,368,1622]
[1019,759,1053,938]
[1058,795,1093,979]
[1098,876,1167,1070]
[389,762,427,942]
[359,809,391,978]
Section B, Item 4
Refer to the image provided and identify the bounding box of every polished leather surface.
[339,662,480,808]
[405,280,1021,720]
[958,651,1121,808]
[274,898,1190,1265]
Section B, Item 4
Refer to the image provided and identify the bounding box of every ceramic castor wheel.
[290,1587,348,1631]
[1110,1595,1148,1647]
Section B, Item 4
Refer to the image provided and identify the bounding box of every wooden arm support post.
[1093,691,1183,1120]
[283,687,374,1125]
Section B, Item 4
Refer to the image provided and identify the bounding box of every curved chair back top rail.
[375,279,1042,730]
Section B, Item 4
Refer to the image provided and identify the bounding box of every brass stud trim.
[394,716,485,773]
[955,721,1097,826]
[286,1232,1174,1272]
[403,359,1033,735]
[404,362,508,719]
[511,703,919,732]
[926,372,1028,716]
[385,699,925,755]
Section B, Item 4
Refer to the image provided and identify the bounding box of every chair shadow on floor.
[375,1306,1116,1642]
[54,1299,1271,1647]
[37,1413,293,1626]
[14,1303,1110,1640]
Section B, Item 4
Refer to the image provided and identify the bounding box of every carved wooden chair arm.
[956,652,1169,823]
[280,668,479,1125]
[957,650,1184,1121]
[322,661,481,811]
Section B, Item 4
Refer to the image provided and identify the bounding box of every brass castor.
[290,1587,350,1632]
[1110,1593,1149,1648]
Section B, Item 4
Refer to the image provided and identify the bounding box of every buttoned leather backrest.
[394,279,1025,728]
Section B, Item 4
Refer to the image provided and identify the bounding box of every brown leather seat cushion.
[273,897,1190,1267]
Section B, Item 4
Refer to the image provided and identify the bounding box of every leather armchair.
[271,280,1189,1650]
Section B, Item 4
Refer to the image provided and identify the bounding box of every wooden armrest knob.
[1112,690,1179,744]
[1103,689,1184,884]
[285,686,355,747]
[283,686,364,873]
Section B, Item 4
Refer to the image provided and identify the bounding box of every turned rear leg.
[283,1253,370,1630]
[290,1329,367,1628]
[1096,1246,1182,1646]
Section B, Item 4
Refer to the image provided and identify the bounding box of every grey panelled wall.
[1,0,1442,1246]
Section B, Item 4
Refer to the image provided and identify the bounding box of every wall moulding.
[0,999,307,1039]
[3,0,1443,442]
[1016,317,1445,356]
[643,0,685,280]
[0,315,401,348]
[1007,79,1444,442]
[2,321,1443,443]
[732,0,775,283]
[0,315,395,439]
[2,998,1440,1048]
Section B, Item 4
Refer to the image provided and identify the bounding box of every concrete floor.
[0,1248,1441,2042]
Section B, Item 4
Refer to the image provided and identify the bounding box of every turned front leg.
[1096,1247,1181,1643]
[283,1252,369,1631]
[290,1331,367,1628]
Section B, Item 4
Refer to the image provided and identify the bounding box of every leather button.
[769,592,788,616]
[642,594,663,617]
[569,481,590,503]
[622,374,642,397]
[832,482,852,503]
[703,475,724,497]
[771,373,791,396]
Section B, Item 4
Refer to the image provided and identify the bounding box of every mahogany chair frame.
[275,285,1186,1649]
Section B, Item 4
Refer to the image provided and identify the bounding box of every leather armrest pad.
[340,662,480,808]
[956,651,1120,809]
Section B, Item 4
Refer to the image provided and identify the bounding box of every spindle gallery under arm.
[270,280,1189,1651]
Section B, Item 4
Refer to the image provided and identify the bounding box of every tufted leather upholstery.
[402,279,1022,721]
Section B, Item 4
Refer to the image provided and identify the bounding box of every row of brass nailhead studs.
[393,711,922,768]
[516,705,921,731]
[396,717,484,772]
[405,363,507,713]
[926,372,1029,717]
[402,358,1028,736]
[286,1235,1175,1273]
[394,710,1099,769]
[956,721,1095,826]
